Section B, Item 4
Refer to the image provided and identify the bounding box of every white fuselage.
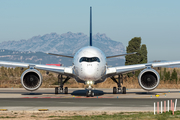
[73,46,106,82]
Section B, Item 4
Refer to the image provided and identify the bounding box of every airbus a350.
[1,7,180,97]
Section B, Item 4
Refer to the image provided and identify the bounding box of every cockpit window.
[79,57,100,62]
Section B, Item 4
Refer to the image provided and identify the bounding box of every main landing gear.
[111,74,126,94]
[55,74,70,94]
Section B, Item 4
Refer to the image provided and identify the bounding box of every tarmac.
[0,88,179,112]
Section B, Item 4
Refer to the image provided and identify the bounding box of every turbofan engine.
[138,68,160,91]
[21,69,43,91]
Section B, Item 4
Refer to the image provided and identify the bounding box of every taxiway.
[0,88,179,112]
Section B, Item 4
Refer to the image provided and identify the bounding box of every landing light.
[86,81,94,85]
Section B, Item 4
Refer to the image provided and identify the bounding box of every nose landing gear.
[86,89,94,97]
[111,74,126,94]
[86,82,94,97]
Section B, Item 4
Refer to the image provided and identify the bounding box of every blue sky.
[0,0,180,61]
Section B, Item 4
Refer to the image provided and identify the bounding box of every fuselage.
[73,46,106,82]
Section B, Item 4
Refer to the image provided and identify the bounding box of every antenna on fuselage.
[90,7,92,46]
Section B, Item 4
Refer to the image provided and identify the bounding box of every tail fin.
[90,7,92,46]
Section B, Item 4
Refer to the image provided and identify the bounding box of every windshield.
[79,57,100,62]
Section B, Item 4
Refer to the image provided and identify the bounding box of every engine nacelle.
[21,69,43,91]
[138,68,160,91]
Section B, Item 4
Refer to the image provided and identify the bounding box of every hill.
[0,32,125,56]
[0,32,125,66]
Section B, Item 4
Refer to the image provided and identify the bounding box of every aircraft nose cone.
[79,63,100,81]
[83,65,98,80]
[88,70,95,76]
[85,67,95,76]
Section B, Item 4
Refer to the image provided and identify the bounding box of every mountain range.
[0,32,125,56]
[0,32,125,66]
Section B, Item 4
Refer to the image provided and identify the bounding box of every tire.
[55,87,58,94]
[64,87,68,94]
[118,87,121,92]
[60,87,63,93]
[122,87,126,94]
[86,91,89,97]
[91,91,94,97]
[113,87,117,94]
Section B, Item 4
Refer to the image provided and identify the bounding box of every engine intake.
[138,68,160,91]
[21,69,43,91]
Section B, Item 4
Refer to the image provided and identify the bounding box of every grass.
[47,111,180,120]
[0,116,16,118]
[1,111,180,119]
[31,115,36,117]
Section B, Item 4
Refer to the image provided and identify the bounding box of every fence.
[154,99,177,115]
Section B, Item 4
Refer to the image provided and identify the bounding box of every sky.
[0,0,180,62]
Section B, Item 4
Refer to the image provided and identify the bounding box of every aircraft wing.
[46,53,73,58]
[0,61,73,76]
[106,52,137,58]
[106,61,180,76]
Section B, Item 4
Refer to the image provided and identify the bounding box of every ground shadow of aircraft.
[71,89,104,96]
[0,89,178,96]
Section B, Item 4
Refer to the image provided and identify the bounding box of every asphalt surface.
[0,98,178,107]
[0,88,179,111]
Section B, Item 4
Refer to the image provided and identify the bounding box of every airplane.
[1,7,180,97]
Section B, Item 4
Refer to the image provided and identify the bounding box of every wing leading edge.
[46,53,73,58]
[0,61,73,75]
[106,61,180,76]
[106,52,137,58]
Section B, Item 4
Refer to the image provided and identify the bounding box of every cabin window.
[79,57,100,62]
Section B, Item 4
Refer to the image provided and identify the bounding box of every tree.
[1,66,8,77]
[140,44,147,64]
[163,68,166,78]
[160,68,163,80]
[165,71,170,81]
[125,37,147,77]
[125,37,141,66]
[162,68,166,81]
[171,68,178,82]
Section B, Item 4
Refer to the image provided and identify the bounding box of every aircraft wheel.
[113,87,117,94]
[122,87,126,94]
[86,91,89,97]
[55,87,58,94]
[60,87,63,93]
[64,87,68,94]
[91,91,94,97]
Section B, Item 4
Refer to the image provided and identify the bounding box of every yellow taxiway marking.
[155,94,160,98]
[0,109,8,111]
[38,109,48,111]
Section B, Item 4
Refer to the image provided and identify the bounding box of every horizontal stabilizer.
[46,53,73,58]
[106,52,137,58]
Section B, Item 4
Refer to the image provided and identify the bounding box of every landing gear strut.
[55,74,70,94]
[111,74,126,94]
[86,85,94,97]
[85,81,94,97]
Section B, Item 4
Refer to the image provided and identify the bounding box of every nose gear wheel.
[86,90,94,97]
[86,85,94,97]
